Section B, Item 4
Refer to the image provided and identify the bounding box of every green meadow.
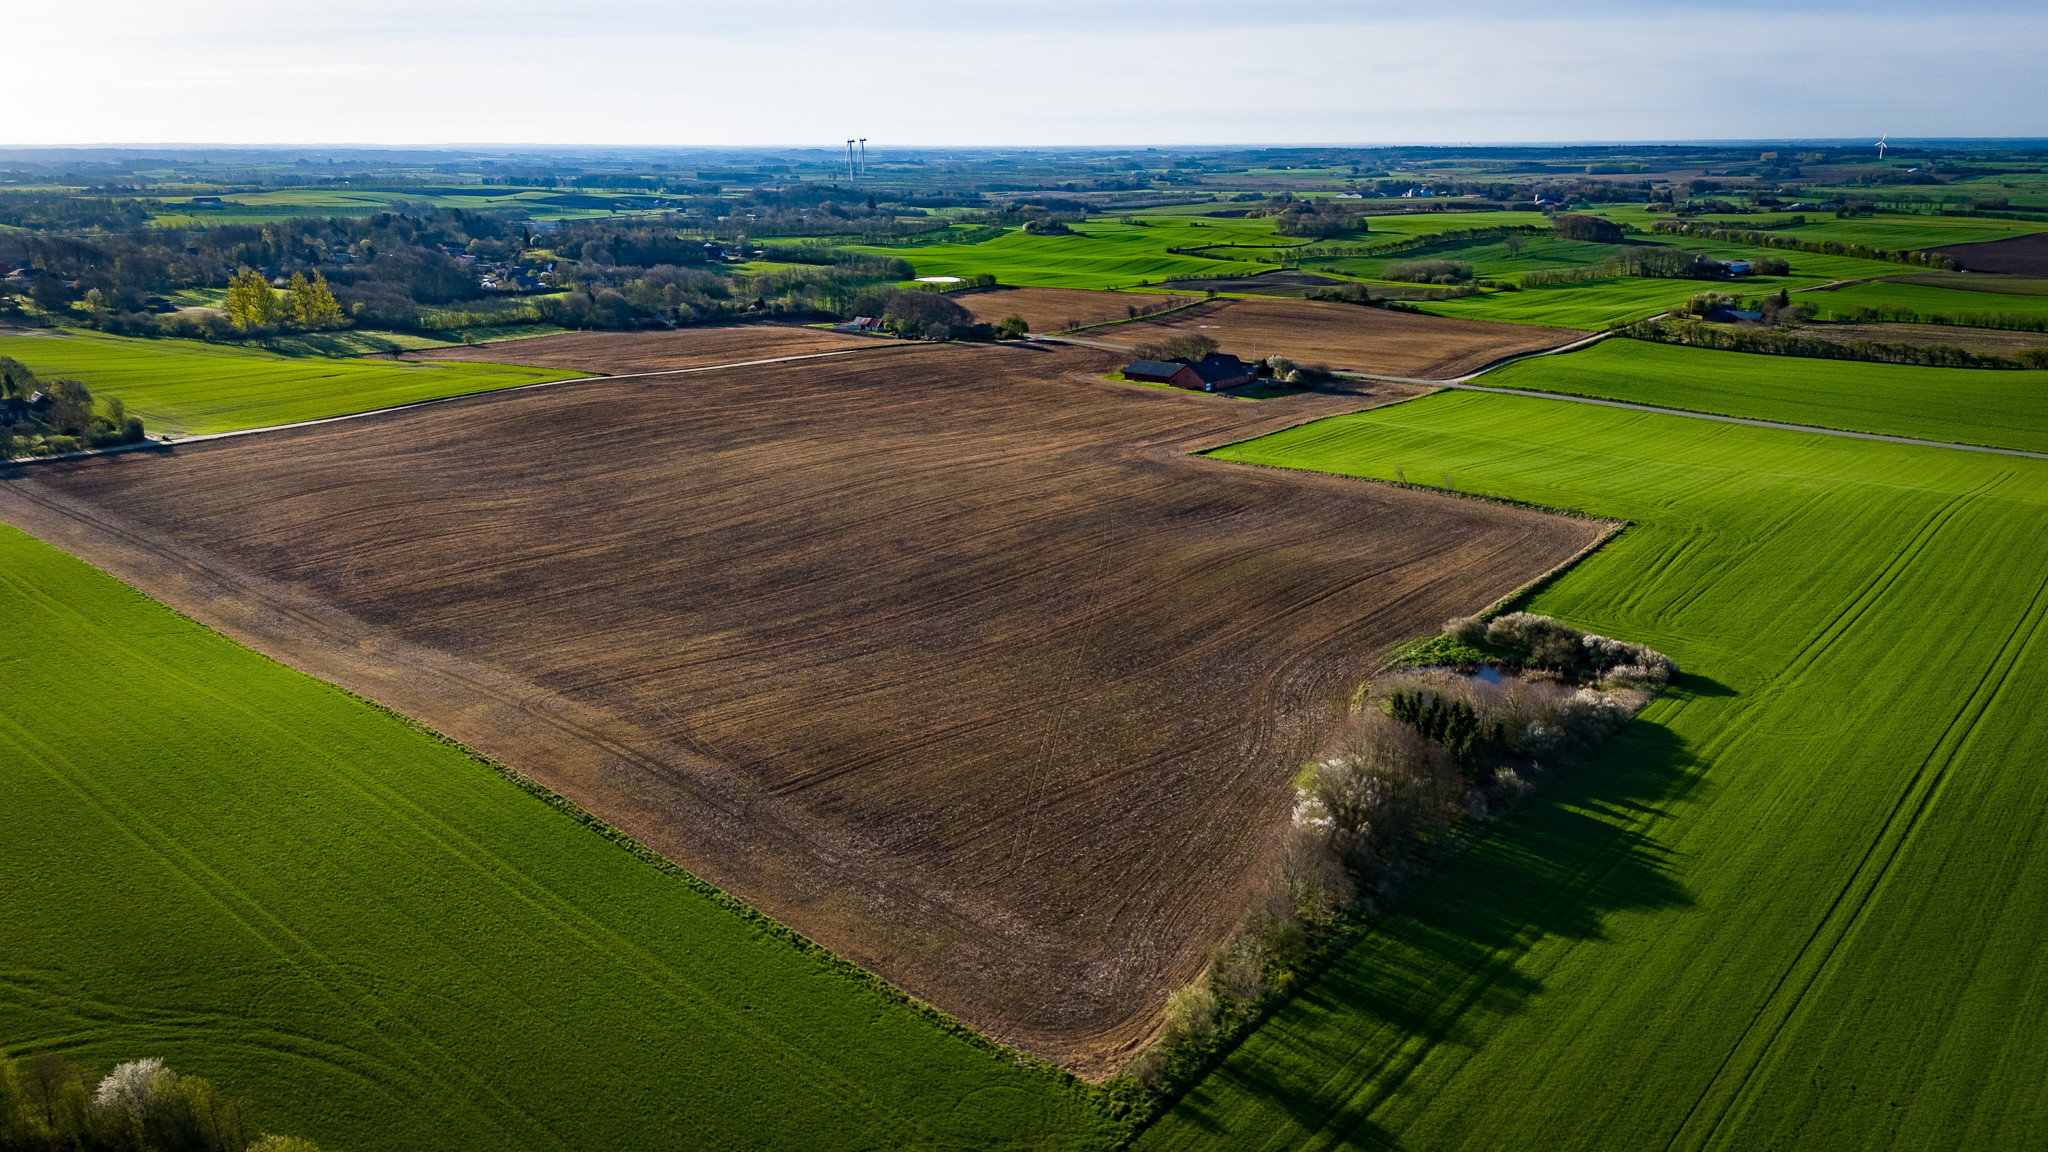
[1479,337,2048,451]
[853,220,1271,288]
[1140,389,2048,1152]
[0,331,575,435]
[1412,277,1730,328]
[0,524,1117,1152]
[850,211,1559,291]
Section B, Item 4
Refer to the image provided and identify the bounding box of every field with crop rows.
[9,341,1594,1073]
[1299,235,1632,281]
[1411,277,1726,328]
[1140,389,2048,1152]
[1483,337,2048,451]
[848,218,1275,288]
[0,524,1119,1152]
[1082,297,1587,379]
[0,331,577,435]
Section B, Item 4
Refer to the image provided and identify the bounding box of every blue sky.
[9,1,2044,146]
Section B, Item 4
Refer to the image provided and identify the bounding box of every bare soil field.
[1790,320,2048,355]
[1929,232,2048,276]
[1079,297,1588,379]
[400,323,882,374]
[951,286,1191,333]
[2,341,1603,1074]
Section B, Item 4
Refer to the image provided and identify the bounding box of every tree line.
[1650,220,1959,269]
[0,357,145,458]
[1114,612,1674,1115]
[1615,316,2048,369]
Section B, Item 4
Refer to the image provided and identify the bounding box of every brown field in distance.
[404,322,881,374]
[1929,232,2048,277]
[951,285,1190,333]
[5,340,1605,1074]
[1093,297,1588,379]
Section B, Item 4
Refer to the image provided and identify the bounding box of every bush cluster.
[1823,304,2048,333]
[0,357,145,459]
[0,1051,327,1152]
[1382,258,1472,284]
[1616,317,2048,369]
[1122,613,1673,1106]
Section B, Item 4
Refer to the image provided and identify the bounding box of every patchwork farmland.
[1066,296,1589,378]
[9,137,2048,1152]
[5,341,1600,1074]
[1143,389,2048,1151]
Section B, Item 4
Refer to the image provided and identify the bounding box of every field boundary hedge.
[1052,296,1207,334]
[1615,317,2048,369]
[1297,225,1550,262]
[1814,303,2048,332]
[1650,220,1959,269]
[1107,515,1628,1136]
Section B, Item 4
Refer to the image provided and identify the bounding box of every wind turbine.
[1876,134,1888,159]
[858,138,867,177]
[846,139,856,180]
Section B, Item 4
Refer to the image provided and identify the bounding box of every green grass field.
[845,212,1554,291]
[1139,390,2048,1152]
[1479,337,2048,452]
[1807,278,2048,320]
[852,218,1275,289]
[0,524,1117,1152]
[1299,235,1626,281]
[0,331,576,435]
[1410,277,1729,328]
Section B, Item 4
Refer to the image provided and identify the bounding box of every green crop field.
[1300,235,1627,281]
[1480,337,2048,452]
[1808,278,2048,320]
[852,219,1274,289]
[0,331,575,435]
[1409,277,1735,328]
[1139,389,2048,1152]
[0,524,1116,1152]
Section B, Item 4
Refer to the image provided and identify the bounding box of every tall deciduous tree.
[287,270,343,329]
[224,269,284,331]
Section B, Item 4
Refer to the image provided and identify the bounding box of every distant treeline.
[1520,248,1788,286]
[1650,220,1959,269]
[0,204,928,336]
[1300,223,1547,261]
[1617,317,2048,369]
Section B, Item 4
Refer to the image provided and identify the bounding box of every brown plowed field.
[1929,232,2048,276]
[3,341,1605,1074]
[1083,297,1588,379]
[951,285,1192,333]
[400,322,882,374]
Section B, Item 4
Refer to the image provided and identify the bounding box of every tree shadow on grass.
[1161,719,1704,1148]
